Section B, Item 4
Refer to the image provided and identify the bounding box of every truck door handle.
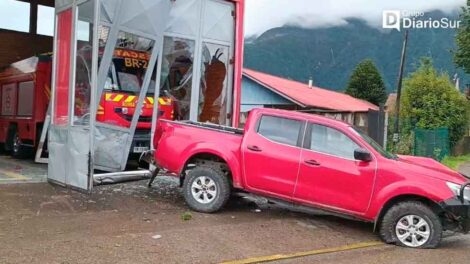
[247,145,262,152]
[305,160,321,166]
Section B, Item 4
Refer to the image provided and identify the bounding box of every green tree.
[346,59,387,106]
[401,58,470,148]
[455,0,470,74]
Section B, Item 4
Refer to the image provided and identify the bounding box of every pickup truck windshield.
[353,127,397,160]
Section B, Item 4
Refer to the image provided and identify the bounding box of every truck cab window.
[310,124,359,160]
[117,72,141,93]
[258,116,302,147]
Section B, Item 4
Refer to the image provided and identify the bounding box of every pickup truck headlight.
[447,182,470,201]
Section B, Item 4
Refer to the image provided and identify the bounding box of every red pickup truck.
[150,108,470,248]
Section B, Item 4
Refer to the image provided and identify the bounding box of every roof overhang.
[243,73,308,108]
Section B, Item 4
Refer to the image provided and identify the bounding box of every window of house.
[258,115,303,147]
[37,5,54,36]
[309,124,360,160]
[0,0,30,33]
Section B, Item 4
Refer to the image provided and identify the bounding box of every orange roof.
[243,69,379,112]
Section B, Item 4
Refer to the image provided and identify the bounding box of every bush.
[395,132,414,155]
[401,58,470,149]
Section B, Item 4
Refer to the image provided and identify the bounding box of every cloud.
[0,0,30,32]
[245,0,466,36]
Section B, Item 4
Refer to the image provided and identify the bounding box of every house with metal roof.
[241,69,386,145]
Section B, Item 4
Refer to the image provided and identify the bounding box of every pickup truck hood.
[398,155,468,184]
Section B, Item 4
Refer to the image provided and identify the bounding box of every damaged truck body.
[148,108,470,249]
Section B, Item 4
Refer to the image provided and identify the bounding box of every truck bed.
[179,121,244,135]
[154,120,244,175]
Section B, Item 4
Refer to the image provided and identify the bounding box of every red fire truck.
[0,50,174,158]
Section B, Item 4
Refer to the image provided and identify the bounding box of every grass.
[441,155,470,170]
[181,211,193,221]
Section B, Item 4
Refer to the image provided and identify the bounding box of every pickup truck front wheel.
[379,201,442,248]
[183,164,231,213]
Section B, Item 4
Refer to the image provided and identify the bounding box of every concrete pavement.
[0,153,47,184]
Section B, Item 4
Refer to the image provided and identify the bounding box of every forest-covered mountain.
[244,10,466,93]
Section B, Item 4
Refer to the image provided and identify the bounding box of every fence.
[367,110,386,147]
[413,128,450,161]
[387,117,451,161]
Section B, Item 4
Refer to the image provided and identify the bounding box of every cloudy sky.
[0,0,467,37]
[245,0,466,36]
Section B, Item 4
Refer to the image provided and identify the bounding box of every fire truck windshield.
[104,50,154,95]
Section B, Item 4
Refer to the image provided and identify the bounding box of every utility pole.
[393,30,409,146]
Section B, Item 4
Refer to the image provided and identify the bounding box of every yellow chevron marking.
[105,94,113,101]
[158,98,172,106]
[147,97,154,104]
[125,96,136,103]
[113,95,124,102]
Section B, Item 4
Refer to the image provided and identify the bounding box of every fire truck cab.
[94,48,175,156]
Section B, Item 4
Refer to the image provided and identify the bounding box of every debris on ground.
[152,234,162,240]
[181,211,193,221]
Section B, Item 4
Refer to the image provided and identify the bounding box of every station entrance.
[48,0,241,191]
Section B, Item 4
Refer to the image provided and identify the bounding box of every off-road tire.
[183,163,231,213]
[379,201,442,249]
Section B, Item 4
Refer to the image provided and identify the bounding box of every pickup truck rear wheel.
[183,164,231,213]
[379,201,442,248]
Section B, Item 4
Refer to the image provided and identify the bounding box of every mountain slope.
[244,11,465,93]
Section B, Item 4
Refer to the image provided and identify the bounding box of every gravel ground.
[1,152,470,263]
[0,178,376,264]
[1,178,469,264]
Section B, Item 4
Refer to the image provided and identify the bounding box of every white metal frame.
[93,0,169,171]
[48,0,99,191]
[150,0,236,149]
[48,0,238,188]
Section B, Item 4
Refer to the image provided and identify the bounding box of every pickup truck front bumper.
[440,182,470,233]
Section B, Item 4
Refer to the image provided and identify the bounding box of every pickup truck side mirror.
[354,148,372,162]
